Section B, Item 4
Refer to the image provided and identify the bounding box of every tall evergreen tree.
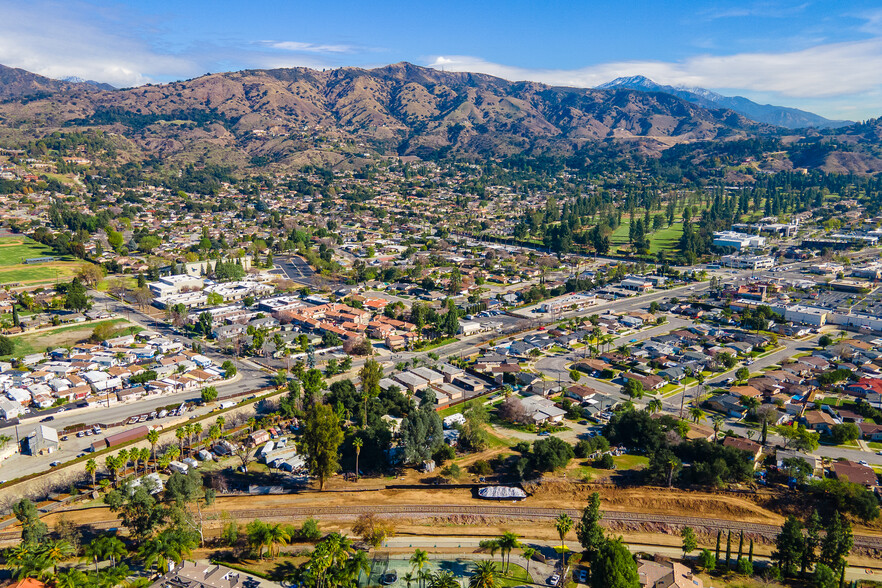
[577,492,605,564]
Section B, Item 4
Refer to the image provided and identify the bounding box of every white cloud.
[266,41,356,54]
[0,1,197,87]
[429,36,882,100]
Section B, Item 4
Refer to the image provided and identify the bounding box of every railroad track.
[12,504,880,550]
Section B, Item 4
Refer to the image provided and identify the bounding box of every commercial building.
[23,425,58,455]
[713,231,766,250]
[783,305,828,327]
[721,254,775,270]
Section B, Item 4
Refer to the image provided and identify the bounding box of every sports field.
[0,319,141,359]
[0,237,78,285]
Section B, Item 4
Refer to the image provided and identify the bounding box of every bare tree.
[498,396,528,424]
[234,444,255,470]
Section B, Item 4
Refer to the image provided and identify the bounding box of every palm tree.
[712,415,724,442]
[247,417,257,433]
[55,568,88,588]
[175,428,186,455]
[184,423,194,455]
[429,570,460,588]
[689,406,706,423]
[410,549,429,588]
[138,528,196,574]
[647,398,663,414]
[141,447,151,474]
[498,531,521,573]
[469,560,497,588]
[89,535,126,568]
[344,550,371,586]
[265,524,291,559]
[216,415,226,431]
[147,429,159,471]
[521,546,536,577]
[554,513,573,570]
[193,422,203,448]
[40,539,74,575]
[85,458,98,487]
[5,542,50,580]
[105,455,119,487]
[117,449,129,478]
[479,539,500,566]
[353,437,363,481]
[403,572,415,588]
[99,563,130,587]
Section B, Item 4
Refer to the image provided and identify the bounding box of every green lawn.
[0,236,64,266]
[649,222,684,254]
[0,236,78,285]
[1,319,142,359]
[610,219,684,254]
[437,405,463,418]
[486,561,533,587]
[0,265,75,283]
[569,454,649,481]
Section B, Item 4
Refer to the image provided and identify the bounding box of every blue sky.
[2,0,881,119]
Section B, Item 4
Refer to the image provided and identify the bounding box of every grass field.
[569,454,649,481]
[0,236,64,266]
[1,319,141,359]
[0,236,78,285]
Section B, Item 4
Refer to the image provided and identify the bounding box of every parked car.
[50,461,60,467]
[549,574,561,586]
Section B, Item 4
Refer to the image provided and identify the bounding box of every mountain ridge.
[0,62,878,174]
[0,61,767,162]
[597,75,851,130]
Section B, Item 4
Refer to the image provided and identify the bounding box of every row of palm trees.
[301,533,370,588]
[402,550,461,588]
[643,396,729,438]
[4,530,196,587]
[83,415,231,489]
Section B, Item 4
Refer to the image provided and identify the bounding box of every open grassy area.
[648,222,684,254]
[568,454,649,481]
[96,275,137,292]
[0,236,78,285]
[1,319,141,359]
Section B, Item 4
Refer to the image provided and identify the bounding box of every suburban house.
[637,559,704,588]
[832,460,878,487]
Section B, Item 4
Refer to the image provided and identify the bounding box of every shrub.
[594,453,615,469]
[697,549,716,571]
[432,445,456,466]
[736,557,753,575]
[298,518,322,541]
[471,460,493,476]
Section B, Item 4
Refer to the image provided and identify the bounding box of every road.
[0,289,273,481]
[381,536,882,581]
[534,317,695,397]
[23,502,882,551]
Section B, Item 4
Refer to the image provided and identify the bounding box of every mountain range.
[597,75,850,130]
[0,62,879,174]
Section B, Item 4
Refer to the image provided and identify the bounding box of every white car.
[549,574,560,586]
[859,460,869,466]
